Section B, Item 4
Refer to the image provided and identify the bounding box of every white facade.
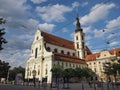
[25,18,88,83]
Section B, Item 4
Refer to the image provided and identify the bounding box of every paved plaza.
[0,83,120,90]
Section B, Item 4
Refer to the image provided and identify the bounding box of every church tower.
[74,17,85,59]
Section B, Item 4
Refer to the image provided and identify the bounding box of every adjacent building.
[86,48,120,81]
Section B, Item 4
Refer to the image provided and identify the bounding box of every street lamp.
[27,67,29,85]
[32,70,36,87]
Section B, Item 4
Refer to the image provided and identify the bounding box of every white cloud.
[72,2,80,8]
[62,28,68,33]
[38,23,55,32]
[30,0,47,4]
[0,0,30,19]
[109,41,119,47]
[36,4,72,22]
[82,26,92,33]
[26,18,39,30]
[93,29,105,38]
[81,3,115,25]
[106,16,120,31]
[81,2,88,7]
[85,35,92,41]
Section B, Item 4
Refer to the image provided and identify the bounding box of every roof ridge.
[41,31,74,43]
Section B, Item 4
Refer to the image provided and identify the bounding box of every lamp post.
[32,70,36,87]
[27,67,29,85]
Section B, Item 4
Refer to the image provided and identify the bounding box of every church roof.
[41,31,75,50]
[85,48,120,61]
[54,53,86,64]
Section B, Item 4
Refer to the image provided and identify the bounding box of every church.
[25,17,92,83]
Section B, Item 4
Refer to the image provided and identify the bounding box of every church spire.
[75,16,82,32]
[76,17,81,29]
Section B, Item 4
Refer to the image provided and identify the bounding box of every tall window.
[76,36,78,40]
[54,48,58,53]
[36,36,39,40]
[35,48,38,58]
[81,35,84,40]
[73,53,75,56]
[77,43,79,49]
[67,52,70,55]
[61,50,64,54]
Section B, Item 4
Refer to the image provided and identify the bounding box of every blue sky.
[0,0,120,68]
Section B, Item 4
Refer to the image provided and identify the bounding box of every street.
[0,83,120,90]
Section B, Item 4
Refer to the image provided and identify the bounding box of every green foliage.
[51,64,63,78]
[9,66,25,81]
[0,17,7,50]
[103,57,120,82]
[0,60,10,78]
[62,68,75,78]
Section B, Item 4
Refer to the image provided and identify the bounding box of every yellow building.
[86,48,120,81]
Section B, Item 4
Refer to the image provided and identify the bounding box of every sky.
[0,0,120,68]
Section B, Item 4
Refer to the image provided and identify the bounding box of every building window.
[82,42,84,48]
[78,51,79,57]
[36,36,39,40]
[82,35,84,40]
[76,36,78,40]
[73,53,75,56]
[38,70,40,75]
[77,43,79,49]
[46,47,51,52]
[67,52,70,55]
[89,63,91,65]
[73,64,74,67]
[54,48,58,53]
[94,62,96,64]
[69,63,71,67]
[66,62,68,67]
[35,48,38,58]
[61,50,64,54]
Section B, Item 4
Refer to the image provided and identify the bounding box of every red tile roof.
[41,31,75,50]
[85,48,120,61]
[54,53,87,64]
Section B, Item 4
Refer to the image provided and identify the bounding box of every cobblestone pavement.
[0,83,120,90]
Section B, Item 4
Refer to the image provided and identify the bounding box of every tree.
[103,57,120,83]
[0,18,7,50]
[81,68,96,79]
[9,66,25,81]
[0,60,10,79]
[51,64,63,88]
[62,68,75,88]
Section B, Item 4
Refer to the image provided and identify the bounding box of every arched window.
[54,48,58,53]
[46,47,51,52]
[67,52,70,55]
[36,36,39,40]
[76,36,78,40]
[61,50,64,54]
[35,48,38,58]
[73,53,75,56]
